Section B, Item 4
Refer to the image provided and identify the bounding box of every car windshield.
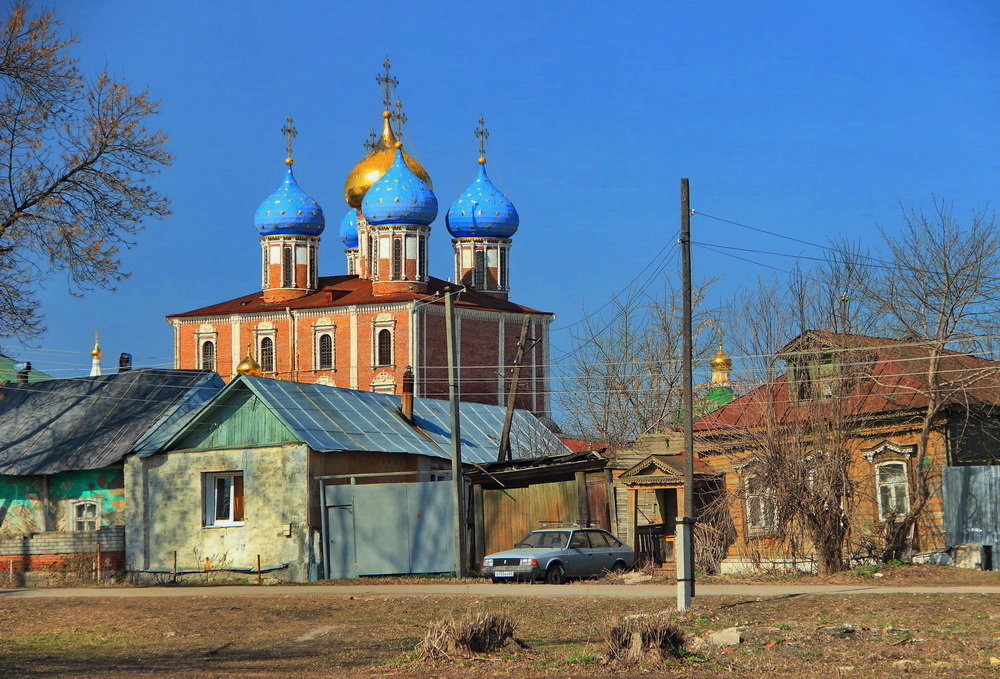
[515,531,569,549]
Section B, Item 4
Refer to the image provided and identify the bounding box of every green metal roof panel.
[0,352,53,383]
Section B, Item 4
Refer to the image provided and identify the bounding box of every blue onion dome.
[254,164,326,236]
[361,147,438,226]
[445,159,519,239]
[339,210,359,248]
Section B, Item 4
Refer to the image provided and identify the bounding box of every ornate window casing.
[204,472,244,526]
[371,236,380,281]
[260,337,275,373]
[309,244,318,289]
[316,332,334,370]
[743,473,777,532]
[372,313,395,367]
[200,340,216,372]
[875,461,910,521]
[376,328,392,366]
[70,500,99,532]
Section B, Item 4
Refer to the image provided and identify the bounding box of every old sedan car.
[481,527,634,584]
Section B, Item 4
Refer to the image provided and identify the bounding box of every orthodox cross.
[281,115,297,164]
[475,115,489,161]
[363,129,377,152]
[375,57,398,112]
[394,98,407,142]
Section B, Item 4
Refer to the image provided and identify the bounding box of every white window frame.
[314,328,335,371]
[200,339,216,372]
[70,499,100,532]
[204,472,244,527]
[875,461,910,522]
[744,473,777,532]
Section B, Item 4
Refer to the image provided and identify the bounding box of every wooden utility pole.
[677,178,695,611]
[498,315,532,462]
[444,286,467,577]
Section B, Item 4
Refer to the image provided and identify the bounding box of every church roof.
[167,275,550,319]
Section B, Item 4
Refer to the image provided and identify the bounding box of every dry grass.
[417,610,517,659]
[604,614,686,665]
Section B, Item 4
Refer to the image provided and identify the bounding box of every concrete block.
[708,628,743,646]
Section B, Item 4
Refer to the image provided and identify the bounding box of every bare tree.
[557,282,716,447]
[862,201,1000,559]
[0,3,172,340]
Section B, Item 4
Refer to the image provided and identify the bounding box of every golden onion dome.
[235,344,262,376]
[90,332,102,359]
[710,345,732,370]
[344,110,431,208]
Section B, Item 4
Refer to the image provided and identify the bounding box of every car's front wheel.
[545,562,566,584]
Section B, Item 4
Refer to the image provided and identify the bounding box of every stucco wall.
[126,445,312,582]
[1,469,125,537]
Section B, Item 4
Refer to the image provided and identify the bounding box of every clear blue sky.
[11,0,999,385]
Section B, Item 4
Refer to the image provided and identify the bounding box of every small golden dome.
[343,111,431,208]
[90,332,102,359]
[710,345,732,370]
[236,344,262,376]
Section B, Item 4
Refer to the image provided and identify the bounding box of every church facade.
[167,73,552,415]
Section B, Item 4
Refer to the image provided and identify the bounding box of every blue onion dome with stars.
[361,146,438,226]
[339,209,359,248]
[254,164,326,237]
[445,159,519,239]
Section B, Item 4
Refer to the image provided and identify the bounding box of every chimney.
[15,362,30,384]
[118,352,133,372]
[401,366,414,424]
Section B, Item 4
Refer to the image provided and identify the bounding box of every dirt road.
[4,582,1000,598]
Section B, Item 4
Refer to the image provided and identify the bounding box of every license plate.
[494,570,515,577]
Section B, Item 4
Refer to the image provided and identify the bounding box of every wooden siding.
[482,479,577,555]
[173,389,297,450]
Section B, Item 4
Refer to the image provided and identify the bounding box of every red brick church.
[167,68,552,415]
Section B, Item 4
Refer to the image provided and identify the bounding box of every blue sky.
[10,0,999,386]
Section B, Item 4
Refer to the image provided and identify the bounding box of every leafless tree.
[862,201,1000,560]
[0,2,172,340]
[556,281,717,447]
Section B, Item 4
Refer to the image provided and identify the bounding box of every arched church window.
[260,337,275,372]
[200,340,215,371]
[391,237,402,280]
[318,333,333,370]
[376,328,392,366]
[281,247,293,287]
[499,248,508,289]
[473,250,486,289]
[371,236,379,281]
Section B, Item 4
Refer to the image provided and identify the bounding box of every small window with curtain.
[876,461,910,521]
[260,336,275,372]
[744,474,777,531]
[281,246,293,287]
[200,340,216,371]
[376,328,392,366]
[204,472,244,526]
[473,250,485,289]
[317,333,333,370]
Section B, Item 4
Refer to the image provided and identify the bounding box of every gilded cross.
[281,115,297,164]
[394,98,407,142]
[375,57,398,112]
[474,115,489,158]
[363,129,377,152]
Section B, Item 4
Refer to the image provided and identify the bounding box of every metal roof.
[0,369,224,475]
[153,374,567,464]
